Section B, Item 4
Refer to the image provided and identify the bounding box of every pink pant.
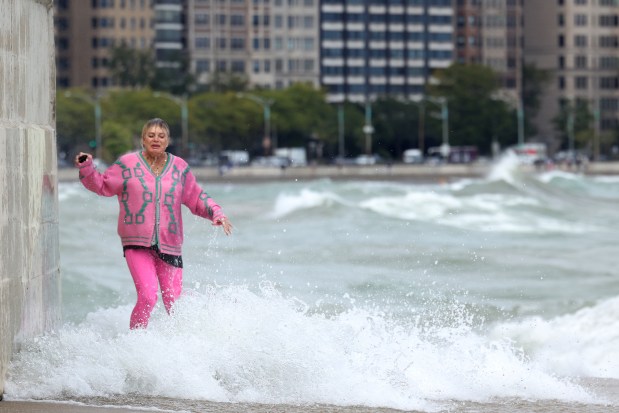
[124,248,183,329]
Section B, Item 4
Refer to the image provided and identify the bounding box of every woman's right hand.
[74,152,92,167]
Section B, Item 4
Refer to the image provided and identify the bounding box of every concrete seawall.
[0,0,60,399]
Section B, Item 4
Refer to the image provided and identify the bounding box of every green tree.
[320,102,365,160]
[371,97,419,159]
[108,44,156,88]
[190,92,258,153]
[522,63,552,138]
[429,63,516,154]
[56,89,96,157]
[269,84,334,148]
[204,71,250,93]
[150,50,196,96]
[103,89,183,151]
[101,121,133,160]
[553,98,593,152]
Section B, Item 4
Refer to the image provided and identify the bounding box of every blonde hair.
[141,118,170,140]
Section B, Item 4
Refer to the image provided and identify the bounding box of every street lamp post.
[154,92,189,157]
[363,100,374,155]
[338,103,345,159]
[427,96,449,158]
[65,91,102,160]
[237,93,275,156]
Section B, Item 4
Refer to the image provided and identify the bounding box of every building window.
[600,56,619,69]
[231,38,245,50]
[196,13,209,25]
[600,76,619,89]
[231,15,244,26]
[195,37,210,49]
[196,59,210,73]
[574,14,587,26]
[231,60,245,72]
[574,35,587,47]
[599,15,619,27]
[600,97,618,111]
[58,37,69,50]
[575,76,587,89]
[575,55,587,68]
[599,35,618,47]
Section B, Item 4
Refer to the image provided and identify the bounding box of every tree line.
[60,53,605,165]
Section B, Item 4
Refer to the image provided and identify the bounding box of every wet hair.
[141,118,170,140]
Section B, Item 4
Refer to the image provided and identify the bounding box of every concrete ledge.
[58,161,619,184]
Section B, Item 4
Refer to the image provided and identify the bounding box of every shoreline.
[58,161,619,184]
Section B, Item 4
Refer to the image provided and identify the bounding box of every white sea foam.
[269,188,346,219]
[6,282,598,410]
[359,190,591,234]
[491,295,619,380]
[537,169,583,184]
[486,151,522,184]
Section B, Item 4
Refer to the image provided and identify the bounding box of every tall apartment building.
[155,0,185,68]
[320,0,454,103]
[524,0,619,152]
[55,0,156,88]
[187,0,320,89]
[455,0,524,105]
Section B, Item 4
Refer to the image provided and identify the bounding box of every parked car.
[252,156,291,168]
[355,154,381,165]
[402,149,423,164]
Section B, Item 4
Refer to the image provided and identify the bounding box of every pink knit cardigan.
[78,152,226,255]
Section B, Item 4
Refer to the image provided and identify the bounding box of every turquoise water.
[6,156,619,412]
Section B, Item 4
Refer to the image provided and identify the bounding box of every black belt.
[123,245,183,268]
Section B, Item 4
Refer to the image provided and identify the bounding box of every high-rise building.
[320,0,454,103]
[187,0,320,89]
[270,0,320,88]
[155,0,185,69]
[187,0,250,84]
[55,0,156,89]
[455,0,524,107]
[524,0,619,155]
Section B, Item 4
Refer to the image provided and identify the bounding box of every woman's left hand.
[214,218,233,235]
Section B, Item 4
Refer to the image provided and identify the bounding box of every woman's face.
[142,126,169,157]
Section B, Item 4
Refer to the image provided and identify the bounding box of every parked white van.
[403,149,423,164]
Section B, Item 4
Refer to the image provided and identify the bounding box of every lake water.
[5,155,619,412]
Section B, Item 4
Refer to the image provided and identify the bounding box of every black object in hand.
[78,155,88,163]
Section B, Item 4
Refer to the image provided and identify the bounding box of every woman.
[75,118,233,329]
